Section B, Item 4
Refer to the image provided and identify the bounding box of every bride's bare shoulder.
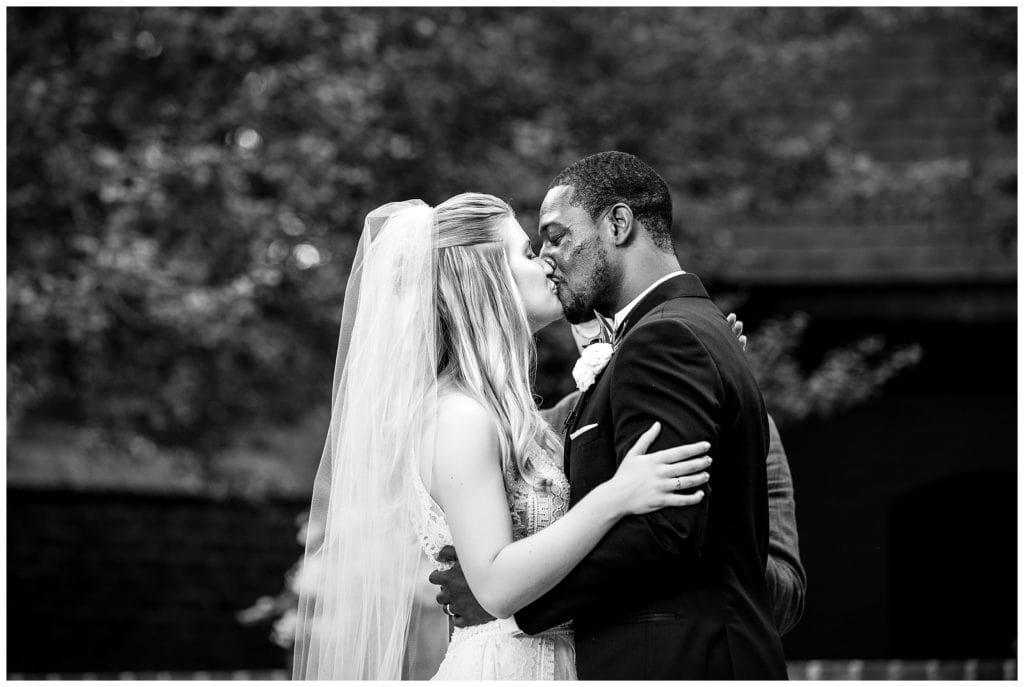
[438,389,486,416]
[437,391,493,433]
[434,391,499,462]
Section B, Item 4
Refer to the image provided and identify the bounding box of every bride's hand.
[727,312,747,351]
[608,422,711,516]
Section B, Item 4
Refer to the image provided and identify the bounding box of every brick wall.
[7,488,306,673]
[838,21,1009,164]
[709,17,1015,290]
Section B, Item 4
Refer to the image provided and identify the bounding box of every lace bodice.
[411,440,576,680]
[412,441,571,568]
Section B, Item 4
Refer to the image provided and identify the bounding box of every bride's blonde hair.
[434,192,562,486]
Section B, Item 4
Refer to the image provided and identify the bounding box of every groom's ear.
[606,203,634,247]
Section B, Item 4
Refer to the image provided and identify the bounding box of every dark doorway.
[890,471,1016,658]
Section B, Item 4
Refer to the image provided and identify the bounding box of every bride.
[291,194,712,680]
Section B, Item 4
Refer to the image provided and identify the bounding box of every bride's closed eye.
[523,239,540,261]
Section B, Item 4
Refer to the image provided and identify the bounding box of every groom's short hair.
[549,151,674,252]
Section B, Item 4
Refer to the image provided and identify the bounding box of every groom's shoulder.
[611,315,725,398]
[618,298,730,361]
[627,294,711,336]
[641,295,728,336]
[617,310,710,360]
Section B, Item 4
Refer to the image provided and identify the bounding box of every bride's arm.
[430,394,709,620]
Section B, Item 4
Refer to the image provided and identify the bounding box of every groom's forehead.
[539,186,592,235]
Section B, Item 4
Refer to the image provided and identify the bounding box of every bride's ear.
[606,203,634,247]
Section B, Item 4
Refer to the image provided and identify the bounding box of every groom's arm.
[516,318,721,632]
[765,414,806,635]
[535,405,806,635]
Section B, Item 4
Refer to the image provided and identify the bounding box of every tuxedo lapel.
[563,274,709,481]
[563,275,710,482]
[562,382,598,482]
[562,390,586,435]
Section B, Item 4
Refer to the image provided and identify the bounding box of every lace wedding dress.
[413,442,577,680]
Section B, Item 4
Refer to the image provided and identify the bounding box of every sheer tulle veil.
[293,200,439,679]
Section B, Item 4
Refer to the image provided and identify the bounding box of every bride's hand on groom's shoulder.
[607,422,712,516]
[727,312,747,351]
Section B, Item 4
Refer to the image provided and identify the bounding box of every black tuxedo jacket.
[515,274,788,680]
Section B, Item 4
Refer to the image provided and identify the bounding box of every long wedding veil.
[293,200,439,679]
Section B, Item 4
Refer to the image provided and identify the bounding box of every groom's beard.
[560,288,596,324]
[558,255,616,325]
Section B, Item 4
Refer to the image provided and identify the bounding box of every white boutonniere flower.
[572,342,614,393]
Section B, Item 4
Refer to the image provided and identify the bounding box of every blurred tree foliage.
[743,313,922,430]
[7,8,1011,470]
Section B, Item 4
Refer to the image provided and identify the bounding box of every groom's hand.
[428,545,496,628]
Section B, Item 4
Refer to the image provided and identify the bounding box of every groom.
[436,152,788,679]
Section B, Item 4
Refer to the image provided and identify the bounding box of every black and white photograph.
[6,4,1018,681]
